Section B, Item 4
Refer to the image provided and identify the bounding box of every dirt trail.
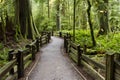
[28,37,83,80]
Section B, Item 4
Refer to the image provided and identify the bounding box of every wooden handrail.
[61,31,119,80]
[0,59,16,78]
[82,54,105,70]
[0,32,51,80]
[69,41,78,49]
[63,32,105,79]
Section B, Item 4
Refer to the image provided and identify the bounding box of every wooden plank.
[115,60,120,76]
[24,54,32,64]
[42,35,47,38]
[24,61,32,70]
[0,59,16,78]
[82,54,105,70]
[70,52,77,63]
[70,41,78,49]
[42,37,46,41]
[70,47,77,55]
[30,40,36,46]
[22,48,30,55]
[115,60,120,70]
[115,68,120,76]
[42,40,47,45]
[115,73,120,80]
[105,53,114,80]
[41,37,46,41]
[81,60,105,80]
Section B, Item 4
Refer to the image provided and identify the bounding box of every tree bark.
[15,0,23,40]
[56,0,61,31]
[97,0,109,36]
[18,0,38,39]
[87,0,96,46]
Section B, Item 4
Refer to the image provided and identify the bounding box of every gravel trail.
[28,37,83,80]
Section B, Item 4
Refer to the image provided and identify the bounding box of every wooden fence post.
[17,50,24,79]
[115,54,120,61]
[40,37,42,47]
[83,45,87,54]
[52,30,54,36]
[77,45,81,66]
[46,35,48,44]
[67,33,69,38]
[47,33,49,43]
[66,39,68,53]
[36,37,39,52]
[8,50,14,75]
[59,32,62,37]
[106,53,114,80]
[49,32,51,40]
[32,45,36,61]
[48,32,51,40]
[64,36,66,48]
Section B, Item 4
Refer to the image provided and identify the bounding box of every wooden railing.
[54,31,71,38]
[59,32,120,80]
[0,32,51,80]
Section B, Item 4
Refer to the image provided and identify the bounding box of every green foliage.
[95,33,120,53]
[34,15,56,32]
[62,30,120,53]
[0,47,9,68]
[0,43,3,49]
[0,48,9,60]
[109,0,120,32]
[62,30,94,46]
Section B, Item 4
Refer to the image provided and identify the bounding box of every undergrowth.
[62,30,120,53]
[0,39,32,68]
[0,43,9,68]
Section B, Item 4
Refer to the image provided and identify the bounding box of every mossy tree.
[95,0,109,36]
[18,0,39,39]
[0,0,39,43]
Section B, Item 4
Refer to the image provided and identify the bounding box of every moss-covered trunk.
[18,0,39,39]
[97,0,109,36]
[56,0,61,31]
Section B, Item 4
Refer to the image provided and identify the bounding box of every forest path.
[28,37,83,80]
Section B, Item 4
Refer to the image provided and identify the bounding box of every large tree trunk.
[87,0,96,46]
[19,0,27,38]
[15,0,23,40]
[18,0,38,39]
[81,1,87,30]
[97,0,109,36]
[26,0,34,39]
[0,1,19,43]
[56,0,61,31]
